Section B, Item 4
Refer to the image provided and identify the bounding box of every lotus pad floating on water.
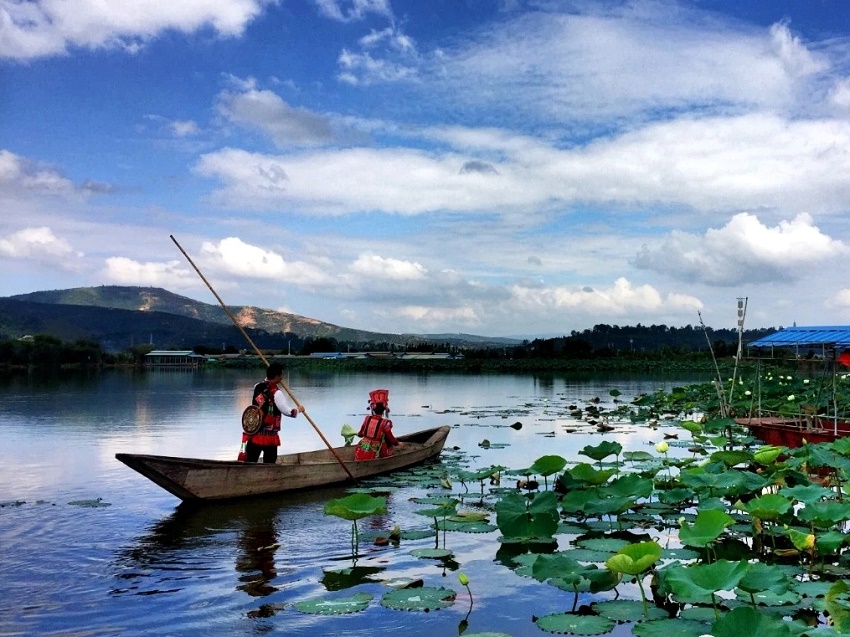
[293,592,373,615]
[410,548,453,559]
[380,586,456,611]
[591,599,668,622]
[534,612,615,635]
[630,618,710,637]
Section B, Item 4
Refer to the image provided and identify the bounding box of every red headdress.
[369,388,389,413]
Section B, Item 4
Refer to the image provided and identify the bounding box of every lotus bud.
[459,572,469,586]
[655,441,669,454]
[787,395,795,401]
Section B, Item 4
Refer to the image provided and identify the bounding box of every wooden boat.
[734,414,850,447]
[116,426,450,502]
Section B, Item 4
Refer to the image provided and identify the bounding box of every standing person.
[354,389,403,460]
[242,363,302,464]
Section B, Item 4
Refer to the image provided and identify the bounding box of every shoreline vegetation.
[0,333,823,376]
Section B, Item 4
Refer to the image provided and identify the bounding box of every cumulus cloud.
[216,86,335,147]
[0,226,79,260]
[199,236,331,285]
[0,150,76,195]
[634,212,850,286]
[0,0,275,60]
[103,257,195,286]
[509,277,702,316]
[349,254,427,280]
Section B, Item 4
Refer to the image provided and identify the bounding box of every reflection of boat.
[734,414,850,447]
[116,426,450,501]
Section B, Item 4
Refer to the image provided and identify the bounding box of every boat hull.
[735,416,850,447]
[116,426,450,501]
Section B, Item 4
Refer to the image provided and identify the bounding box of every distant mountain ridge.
[1,286,520,350]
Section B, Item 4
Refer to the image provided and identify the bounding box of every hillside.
[2,286,519,350]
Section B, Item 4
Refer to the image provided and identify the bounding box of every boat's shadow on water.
[112,486,356,599]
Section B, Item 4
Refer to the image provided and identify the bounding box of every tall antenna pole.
[728,297,748,406]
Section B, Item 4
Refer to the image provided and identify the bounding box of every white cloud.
[0,150,76,195]
[634,212,850,286]
[0,0,275,60]
[510,277,700,315]
[199,236,331,285]
[103,257,195,287]
[0,226,79,260]
[313,0,392,23]
[349,254,427,281]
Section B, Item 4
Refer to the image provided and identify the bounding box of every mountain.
[1,286,520,350]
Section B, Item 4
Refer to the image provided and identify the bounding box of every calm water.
[0,367,707,637]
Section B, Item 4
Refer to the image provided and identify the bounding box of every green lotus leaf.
[68,498,111,507]
[527,454,568,476]
[737,562,792,596]
[604,473,654,499]
[708,449,753,467]
[816,529,848,554]
[569,463,617,486]
[753,445,784,465]
[592,599,668,621]
[779,483,835,504]
[657,487,694,505]
[293,592,373,615]
[535,612,615,635]
[560,488,598,514]
[576,537,631,553]
[530,553,585,583]
[604,540,662,576]
[738,493,793,521]
[560,548,618,563]
[679,419,702,435]
[710,605,793,637]
[630,617,710,637]
[579,441,622,462]
[400,529,438,540]
[735,589,800,606]
[678,509,735,548]
[679,468,744,493]
[323,493,387,521]
[825,580,850,633]
[436,520,497,533]
[495,490,559,540]
[623,451,655,463]
[797,501,850,528]
[380,586,456,611]
[584,495,637,516]
[661,560,750,600]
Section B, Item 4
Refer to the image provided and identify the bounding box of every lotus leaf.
[678,509,735,548]
[569,463,617,486]
[739,493,793,521]
[779,483,835,504]
[816,529,848,554]
[753,445,784,465]
[710,605,792,637]
[527,454,568,476]
[437,520,497,533]
[584,495,637,517]
[797,500,850,528]
[380,586,456,611]
[535,612,615,635]
[623,451,655,463]
[709,450,754,467]
[579,441,622,463]
[604,541,662,576]
[660,560,750,600]
[323,493,387,521]
[495,490,559,540]
[560,488,598,514]
[576,537,631,553]
[630,617,710,637]
[737,562,792,597]
[293,592,373,615]
[657,487,694,505]
[604,473,654,499]
[591,599,668,621]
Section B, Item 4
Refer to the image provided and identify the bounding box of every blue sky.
[3,0,850,338]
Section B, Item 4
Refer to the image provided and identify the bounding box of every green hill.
[2,286,520,351]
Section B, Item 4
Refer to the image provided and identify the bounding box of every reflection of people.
[354,389,403,460]
[244,363,302,464]
[235,506,280,599]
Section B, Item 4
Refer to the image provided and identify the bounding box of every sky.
[3,0,850,339]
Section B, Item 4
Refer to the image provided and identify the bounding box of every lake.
[0,367,709,637]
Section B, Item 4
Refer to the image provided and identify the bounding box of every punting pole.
[170,234,356,481]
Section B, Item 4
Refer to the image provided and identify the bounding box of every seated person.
[354,389,403,460]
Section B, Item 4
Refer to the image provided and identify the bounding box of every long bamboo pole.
[170,235,356,481]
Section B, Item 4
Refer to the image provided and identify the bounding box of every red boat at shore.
[734,414,850,447]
